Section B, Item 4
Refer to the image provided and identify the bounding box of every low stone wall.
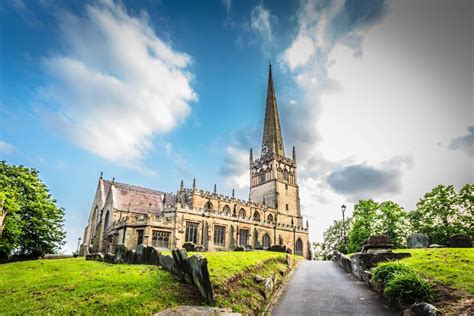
[351,252,411,281]
[86,245,213,304]
[333,251,352,273]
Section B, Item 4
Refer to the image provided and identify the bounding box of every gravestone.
[114,244,126,263]
[361,234,393,253]
[406,233,430,248]
[449,234,472,248]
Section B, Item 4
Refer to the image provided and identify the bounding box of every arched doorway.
[263,233,271,249]
[295,238,303,256]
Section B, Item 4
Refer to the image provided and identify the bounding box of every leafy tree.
[0,161,65,258]
[347,199,378,253]
[322,218,352,256]
[373,201,409,248]
[410,184,473,245]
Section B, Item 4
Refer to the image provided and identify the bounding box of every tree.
[321,218,353,256]
[0,161,65,258]
[410,184,473,245]
[347,200,378,253]
[373,201,409,248]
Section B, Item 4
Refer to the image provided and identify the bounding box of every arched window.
[239,208,246,219]
[204,201,213,211]
[295,238,303,256]
[222,204,231,215]
[253,211,260,222]
[260,172,265,183]
[104,210,110,229]
[267,214,273,223]
[263,233,271,249]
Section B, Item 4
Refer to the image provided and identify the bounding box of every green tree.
[411,184,473,245]
[373,201,409,248]
[322,218,353,256]
[0,161,65,258]
[347,199,378,253]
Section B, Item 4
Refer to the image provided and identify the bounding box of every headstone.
[406,302,442,316]
[263,276,274,299]
[182,242,195,252]
[361,235,393,253]
[429,244,446,248]
[188,254,214,305]
[136,244,145,263]
[406,233,430,248]
[114,244,126,264]
[449,234,472,248]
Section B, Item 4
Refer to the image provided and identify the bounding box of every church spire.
[261,63,285,157]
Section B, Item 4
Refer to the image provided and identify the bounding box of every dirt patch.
[432,281,473,315]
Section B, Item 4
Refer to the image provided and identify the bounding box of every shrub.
[234,245,245,252]
[372,261,412,286]
[384,271,435,307]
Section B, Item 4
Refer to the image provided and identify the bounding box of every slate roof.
[103,179,176,215]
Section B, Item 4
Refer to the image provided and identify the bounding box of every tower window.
[286,204,289,211]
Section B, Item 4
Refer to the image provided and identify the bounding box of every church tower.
[249,64,303,227]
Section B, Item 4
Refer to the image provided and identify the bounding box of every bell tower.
[249,64,302,227]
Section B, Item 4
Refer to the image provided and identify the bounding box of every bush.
[372,261,412,286]
[268,245,286,252]
[384,271,435,307]
[234,245,245,252]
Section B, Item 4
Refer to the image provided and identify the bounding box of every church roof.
[261,64,285,157]
[103,179,176,215]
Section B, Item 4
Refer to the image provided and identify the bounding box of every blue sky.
[1,0,472,252]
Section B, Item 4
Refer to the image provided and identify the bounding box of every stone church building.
[80,65,311,259]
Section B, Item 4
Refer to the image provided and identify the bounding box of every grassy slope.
[394,248,474,295]
[0,258,202,315]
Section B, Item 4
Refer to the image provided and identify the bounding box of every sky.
[0,0,472,253]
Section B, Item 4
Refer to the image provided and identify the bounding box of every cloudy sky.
[1,0,472,252]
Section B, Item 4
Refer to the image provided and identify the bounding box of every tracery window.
[239,229,249,246]
[222,204,231,215]
[253,211,260,222]
[214,225,225,246]
[295,238,303,256]
[204,201,213,211]
[267,214,274,223]
[185,222,199,244]
[152,230,170,248]
[239,208,246,219]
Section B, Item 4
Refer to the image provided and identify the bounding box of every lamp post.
[341,204,347,254]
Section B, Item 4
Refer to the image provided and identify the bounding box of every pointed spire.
[249,148,253,162]
[100,171,103,179]
[180,179,184,189]
[292,146,296,161]
[262,63,285,157]
[306,220,309,228]
[213,184,217,194]
[192,178,196,189]
[232,189,235,198]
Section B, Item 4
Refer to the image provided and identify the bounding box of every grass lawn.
[0,258,202,315]
[394,248,474,295]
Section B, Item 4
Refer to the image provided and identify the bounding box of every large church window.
[214,225,225,246]
[185,222,199,244]
[239,229,249,246]
[295,238,303,256]
[263,233,271,249]
[239,208,246,219]
[253,211,260,222]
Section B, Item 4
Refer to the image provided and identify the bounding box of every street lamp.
[341,204,347,254]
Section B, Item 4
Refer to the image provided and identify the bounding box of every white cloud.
[38,0,196,167]
[250,5,276,54]
[0,140,15,155]
[449,126,474,157]
[284,36,315,70]
[221,0,231,14]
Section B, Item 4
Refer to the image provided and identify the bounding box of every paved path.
[272,261,395,316]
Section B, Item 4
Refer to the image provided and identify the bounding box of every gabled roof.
[103,179,176,215]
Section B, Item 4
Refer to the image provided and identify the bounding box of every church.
[80,65,311,259]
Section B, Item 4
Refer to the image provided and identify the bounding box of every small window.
[239,208,246,219]
[285,184,288,190]
[214,225,225,246]
[267,214,274,223]
[286,204,289,211]
[136,229,144,246]
[253,211,260,222]
[263,234,271,249]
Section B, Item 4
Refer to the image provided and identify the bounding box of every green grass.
[394,248,474,295]
[193,251,291,287]
[0,258,202,315]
